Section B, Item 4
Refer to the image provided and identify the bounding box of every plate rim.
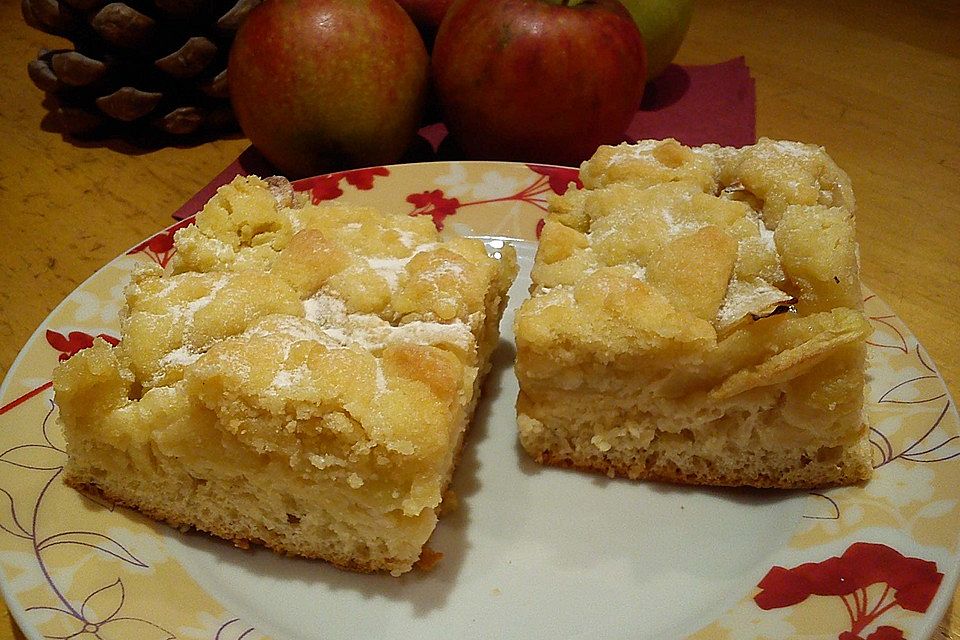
[0,159,958,640]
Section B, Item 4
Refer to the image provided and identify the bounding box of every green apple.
[620,0,694,80]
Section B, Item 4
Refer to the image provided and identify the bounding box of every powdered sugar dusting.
[758,223,777,252]
[366,256,412,290]
[288,213,305,234]
[319,318,474,353]
[303,294,347,325]
[158,345,201,369]
[395,229,428,249]
[374,362,388,393]
[247,315,329,344]
[302,292,476,354]
[149,275,230,382]
[422,259,466,281]
[166,276,229,325]
[662,209,704,238]
[271,365,310,391]
[391,321,473,351]
[771,140,814,157]
[364,243,440,291]
[151,273,188,301]
[615,139,661,161]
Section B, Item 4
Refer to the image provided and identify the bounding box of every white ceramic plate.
[1,161,957,640]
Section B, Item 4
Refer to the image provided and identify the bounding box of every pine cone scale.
[157,106,202,134]
[199,69,228,98]
[24,0,261,139]
[96,86,162,120]
[155,37,218,79]
[90,3,156,48]
[216,0,260,32]
[51,51,108,86]
[28,57,61,92]
[22,0,77,35]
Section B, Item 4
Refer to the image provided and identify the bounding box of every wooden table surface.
[1,1,958,638]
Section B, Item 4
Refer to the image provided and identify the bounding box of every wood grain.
[1,0,958,638]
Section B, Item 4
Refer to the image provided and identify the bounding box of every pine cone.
[23,0,262,139]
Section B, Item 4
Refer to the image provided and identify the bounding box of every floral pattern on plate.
[0,162,957,640]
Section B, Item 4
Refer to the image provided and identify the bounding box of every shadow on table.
[38,95,246,156]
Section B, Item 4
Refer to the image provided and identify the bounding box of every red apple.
[431,0,646,166]
[229,0,428,177]
[393,0,456,47]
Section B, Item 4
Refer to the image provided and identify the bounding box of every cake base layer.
[53,175,519,575]
[62,301,508,575]
[64,446,435,574]
[514,138,874,490]
[518,413,873,489]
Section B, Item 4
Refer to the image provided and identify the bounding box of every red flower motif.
[298,167,390,203]
[840,626,906,640]
[146,232,173,255]
[407,189,462,231]
[755,542,942,638]
[526,164,583,195]
[128,216,195,268]
[307,174,344,201]
[46,330,120,362]
[535,218,546,238]
[341,166,390,190]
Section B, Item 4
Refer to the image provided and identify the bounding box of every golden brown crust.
[530,440,872,490]
[55,175,518,576]
[414,547,444,572]
[64,475,419,574]
[516,138,873,491]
